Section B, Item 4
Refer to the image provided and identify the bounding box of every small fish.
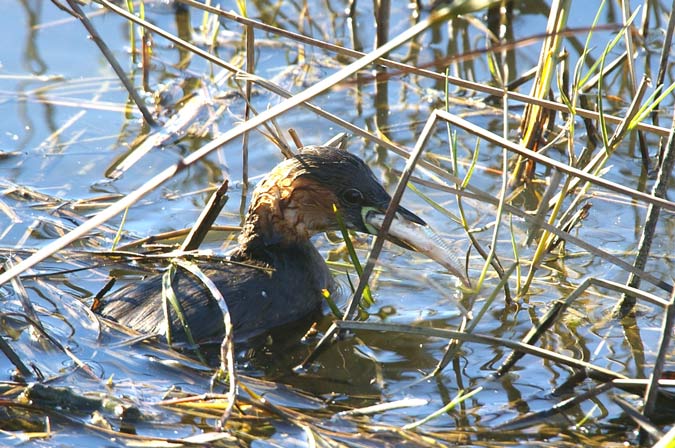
[366,212,471,287]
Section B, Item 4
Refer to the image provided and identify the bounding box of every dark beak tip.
[398,206,426,226]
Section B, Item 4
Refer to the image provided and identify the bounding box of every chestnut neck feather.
[237,166,338,257]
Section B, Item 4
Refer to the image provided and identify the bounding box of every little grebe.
[97,146,464,344]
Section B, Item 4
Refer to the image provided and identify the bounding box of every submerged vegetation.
[2,0,675,445]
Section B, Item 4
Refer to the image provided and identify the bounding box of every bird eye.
[341,188,364,205]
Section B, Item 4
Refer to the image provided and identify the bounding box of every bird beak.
[364,209,471,287]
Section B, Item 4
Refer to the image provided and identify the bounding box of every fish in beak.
[364,209,471,288]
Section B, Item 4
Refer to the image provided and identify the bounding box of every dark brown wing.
[98,243,333,345]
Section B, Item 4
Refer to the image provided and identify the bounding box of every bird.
[96,145,466,346]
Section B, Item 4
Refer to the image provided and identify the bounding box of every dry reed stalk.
[58,0,156,127]
[510,0,569,184]
[618,103,675,314]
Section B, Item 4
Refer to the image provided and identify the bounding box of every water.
[1,0,674,446]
